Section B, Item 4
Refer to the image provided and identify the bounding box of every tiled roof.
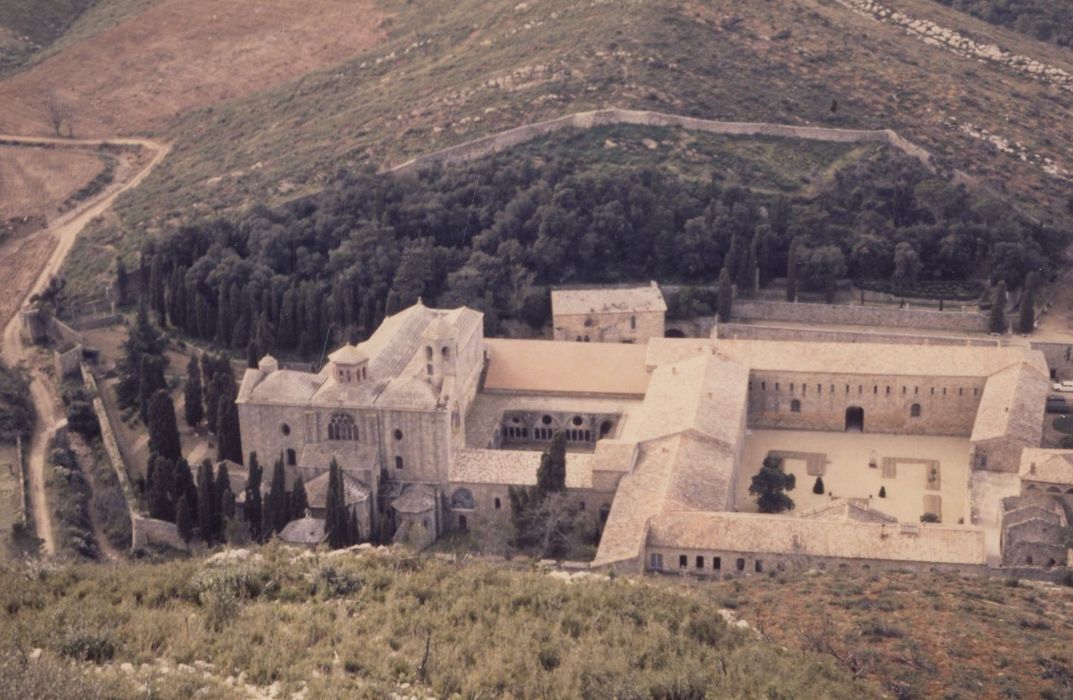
[798,499,898,524]
[449,449,594,489]
[242,368,326,404]
[971,362,1049,445]
[304,470,370,509]
[647,337,1049,378]
[392,484,438,514]
[1019,449,1073,485]
[552,283,666,316]
[279,516,327,545]
[483,338,650,395]
[648,512,988,565]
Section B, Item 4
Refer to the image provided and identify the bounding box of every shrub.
[813,476,825,495]
[920,513,940,523]
[879,486,886,498]
[59,630,115,663]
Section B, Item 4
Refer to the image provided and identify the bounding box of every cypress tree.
[535,432,567,496]
[115,256,128,304]
[147,454,176,522]
[755,224,772,287]
[215,459,233,529]
[717,266,733,323]
[989,281,1008,334]
[117,303,164,411]
[291,474,309,519]
[147,389,182,463]
[138,354,167,423]
[184,354,204,429]
[879,485,887,498]
[217,284,232,345]
[176,494,194,543]
[786,237,800,302]
[197,459,216,543]
[813,476,825,495]
[737,232,759,296]
[149,253,166,326]
[1018,271,1038,335]
[267,455,289,533]
[325,458,347,548]
[195,290,212,339]
[216,395,242,464]
[246,337,260,369]
[245,452,263,542]
[725,231,740,283]
[175,457,197,516]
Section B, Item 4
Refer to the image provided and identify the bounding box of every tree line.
[122,143,1062,361]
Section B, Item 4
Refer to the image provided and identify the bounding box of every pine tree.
[176,494,194,543]
[786,237,800,302]
[1018,271,1038,335]
[749,455,796,513]
[717,267,733,323]
[267,455,289,534]
[147,389,182,463]
[535,432,567,496]
[291,475,309,518]
[245,452,263,542]
[216,395,242,464]
[989,281,1008,334]
[184,355,203,429]
[325,458,347,548]
[197,459,216,543]
[813,476,825,495]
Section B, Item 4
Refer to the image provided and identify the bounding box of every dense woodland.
[934,0,1073,46]
[133,145,1062,359]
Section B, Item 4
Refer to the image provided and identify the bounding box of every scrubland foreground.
[1,545,1072,699]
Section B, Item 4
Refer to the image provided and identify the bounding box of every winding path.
[0,135,169,555]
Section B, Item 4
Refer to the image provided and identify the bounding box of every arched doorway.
[845,406,864,432]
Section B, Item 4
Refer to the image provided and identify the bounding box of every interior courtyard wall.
[746,372,985,435]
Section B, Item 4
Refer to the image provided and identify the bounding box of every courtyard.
[737,429,973,525]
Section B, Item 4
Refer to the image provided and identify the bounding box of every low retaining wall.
[716,323,1000,347]
[80,363,186,551]
[15,436,28,525]
[731,299,990,333]
[65,313,121,331]
[387,108,954,178]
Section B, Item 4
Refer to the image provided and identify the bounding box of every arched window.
[630,315,637,330]
[328,413,357,441]
[451,488,476,510]
[395,456,404,470]
[790,399,801,413]
[425,346,433,361]
[286,449,296,466]
[910,403,922,418]
[394,429,404,441]
[442,346,450,359]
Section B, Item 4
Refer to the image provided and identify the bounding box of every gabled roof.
[798,498,898,524]
[552,283,666,317]
[448,449,594,489]
[1019,449,1073,485]
[392,485,437,514]
[971,362,1049,444]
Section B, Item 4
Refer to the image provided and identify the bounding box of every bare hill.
[0,0,385,137]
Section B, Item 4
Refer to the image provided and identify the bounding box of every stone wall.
[1031,341,1073,381]
[717,323,1000,348]
[731,300,990,332]
[553,310,664,344]
[131,516,186,551]
[15,436,28,524]
[65,313,121,331]
[386,109,952,178]
[747,372,985,436]
[646,546,988,577]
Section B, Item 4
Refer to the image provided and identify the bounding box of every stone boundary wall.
[48,316,85,347]
[731,299,990,332]
[716,323,1000,347]
[15,436,28,525]
[1030,341,1073,379]
[386,108,956,179]
[66,313,121,331]
[81,363,186,551]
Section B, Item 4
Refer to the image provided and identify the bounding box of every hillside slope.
[3,548,1073,699]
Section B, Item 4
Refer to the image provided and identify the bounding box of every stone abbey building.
[237,296,1055,572]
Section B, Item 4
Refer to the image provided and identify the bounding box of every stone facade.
[237,297,1051,572]
[731,299,989,332]
[552,283,667,344]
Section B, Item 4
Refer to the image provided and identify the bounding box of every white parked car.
[1054,381,1073,393]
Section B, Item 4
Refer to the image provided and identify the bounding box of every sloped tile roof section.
[483,338,650,396]
[552,283,666,316]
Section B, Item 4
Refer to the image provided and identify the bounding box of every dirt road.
[0,134,168,556]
